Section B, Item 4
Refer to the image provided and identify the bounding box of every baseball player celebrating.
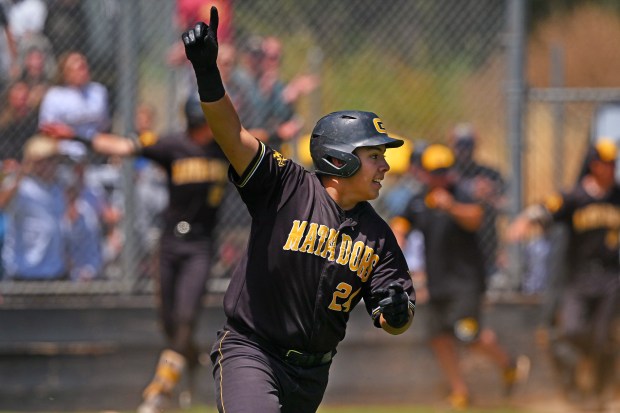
[507,139,620,410]
[182,7,415,413]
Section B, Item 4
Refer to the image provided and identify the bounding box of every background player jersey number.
[328,282,360,312]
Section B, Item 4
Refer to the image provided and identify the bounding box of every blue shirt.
[2,175,67,279]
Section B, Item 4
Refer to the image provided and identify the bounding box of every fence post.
[116,0,139,291]
[505,0,527,289]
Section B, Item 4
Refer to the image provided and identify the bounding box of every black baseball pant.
[210,327,331,413]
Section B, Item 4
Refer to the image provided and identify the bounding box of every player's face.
[591,159,616,188]
[348,145,390,201]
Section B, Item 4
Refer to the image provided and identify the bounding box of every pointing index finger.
[209,6,219,36]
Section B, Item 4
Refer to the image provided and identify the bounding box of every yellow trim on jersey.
[237,141,266,188]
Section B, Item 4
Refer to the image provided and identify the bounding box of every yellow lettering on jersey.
[572,204,620,232]
[171,158,228,185]
[328,282,353,311]
[314,225,330,257]
[341,287,361,312]
[282,220,308,251]
[283,220,379,281]
[328,282,360,313]
[207,185,224,207]
[348,241,365,272]
[299,223,319,253]
[357,246,379,282]
[336,234,352,265]
[321,229,339,261]
[606,229,619,249]
[273,151,287,167]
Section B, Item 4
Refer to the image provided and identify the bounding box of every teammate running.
[396,143,527,410]
[42,95,229,412]
[182,7,415,413]
[507,139,620,411]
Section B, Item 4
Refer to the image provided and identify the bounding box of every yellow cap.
[384,134,412,174]
[420,144,455,172]
[594,138,617,162]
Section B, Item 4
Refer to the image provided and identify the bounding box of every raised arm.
[182,7,259,176]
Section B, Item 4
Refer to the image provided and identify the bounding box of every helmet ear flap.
[318,148,360,177]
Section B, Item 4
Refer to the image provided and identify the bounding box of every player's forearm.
[200,96,259,175]
[91,133,139,157]
[447,203,483,232]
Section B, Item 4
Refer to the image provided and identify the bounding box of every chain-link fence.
[1,0,613,300]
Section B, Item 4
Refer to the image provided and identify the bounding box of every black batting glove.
[181,6,225,102]
[373,282,413,329]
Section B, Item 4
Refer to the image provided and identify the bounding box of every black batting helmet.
[310,110,403,177]
[184,93,207,129]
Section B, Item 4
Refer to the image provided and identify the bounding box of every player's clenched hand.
[181,6,225,102]
[374,282,412,329]
[182,6,219,71]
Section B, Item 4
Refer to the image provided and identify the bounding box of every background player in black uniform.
[507,139,620,411]
[44,95,229,413]
[397,143,527,411]
[449,123,507,279]
[182,8,415,413]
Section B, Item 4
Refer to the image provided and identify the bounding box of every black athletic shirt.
[402,183,486,297]
[224,142,414,353]
[140,132,228,238]
[543,184,620,276]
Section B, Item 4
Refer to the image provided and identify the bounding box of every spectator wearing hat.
[0,134,67,280]
[395,143,528,410]
[506,139,620,410]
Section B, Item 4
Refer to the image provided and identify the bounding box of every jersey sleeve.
[228,141,304,215]
[139,137,173,167]
[543,191,573,223]
[362,229,415,326]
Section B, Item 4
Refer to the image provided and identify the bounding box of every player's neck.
[320,175,358,211]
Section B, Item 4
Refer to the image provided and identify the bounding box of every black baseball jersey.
[542,184,620,276]
[402,183,486,297]
[224,142,414,353]
[140,132,229,238]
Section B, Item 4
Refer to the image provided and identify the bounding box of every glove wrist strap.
[194,66,225,103]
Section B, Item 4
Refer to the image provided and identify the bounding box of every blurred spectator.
[396,143,528,410]
[0,1,18,91]
[4,0,54,78]
[62,159,105,281]
[218,42,265,135]
[449,123,507,279]
[39,50,123,274]
[176,0,233,44]
[4,0,47,42]
[257,36,319,153]
[0,80,39,161]
[0,135,67,280]
[18,43,53,107]
[43,0,87,56]
[45,94,230,412]
[132,102,168,280]
[236,34,264,84]
[39,50,111,139]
